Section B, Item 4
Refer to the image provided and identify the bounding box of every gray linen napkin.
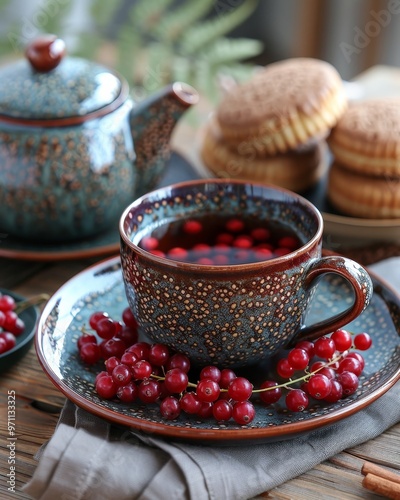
[23,259,400,500]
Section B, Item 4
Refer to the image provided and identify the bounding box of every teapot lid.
[0,35,128,125]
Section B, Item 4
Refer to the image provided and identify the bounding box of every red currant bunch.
[0,293,26,355]
[78,308,373,425]
[260,329,372,412]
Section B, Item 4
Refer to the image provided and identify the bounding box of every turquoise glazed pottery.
[120,179,373,368]
[0,35,198,241]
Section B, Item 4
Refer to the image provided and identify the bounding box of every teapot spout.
[130,82,199,195]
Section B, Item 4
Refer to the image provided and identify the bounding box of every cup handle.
[292,255,373,344]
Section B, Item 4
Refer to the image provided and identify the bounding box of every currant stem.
[15,293,50,314]
[252,352,344,394]
[150,373,197,389]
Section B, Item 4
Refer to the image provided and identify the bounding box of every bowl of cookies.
[199,57,347,194]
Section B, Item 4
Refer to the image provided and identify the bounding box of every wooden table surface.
[2,65,400,499]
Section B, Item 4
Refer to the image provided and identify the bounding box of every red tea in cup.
[139,215,302,265]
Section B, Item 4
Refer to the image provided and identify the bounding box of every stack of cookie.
[200,57,348,193]
[327,98,400,218]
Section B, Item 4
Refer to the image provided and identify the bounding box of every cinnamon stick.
[362,474,400,499]
[361,461,400,500]
[362,461,400,485]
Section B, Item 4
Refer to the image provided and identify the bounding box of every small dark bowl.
[0,288,40,374]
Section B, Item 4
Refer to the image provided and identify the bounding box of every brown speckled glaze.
[120,180,373,368]
[0,37,198,241]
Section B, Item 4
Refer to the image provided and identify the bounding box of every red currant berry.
[353,332,372,350]
[117,382,138,403]
[287,348,309,370]
[251,227,270,241]
[127,342,151,361]
[165,353,191,373]
[104,356,120,374]
[309,361,326,373]
[278,236,299,249]
[233,235,253,249]
[227,377,253,401]
[295,340,315,358]
[131,360,153,380]
[0,294,16,312]
[160,396,181,420]
[212,400,233,421]
[317,366,336,380]
[115,326,138,347]
[149,343,170,366]
[197,402,214,418]
[94,370,108,385]
[121,307,138,330]
[196,379,221,403]
[89,311,109,330]
[141,236,159,251]
[323,379,343,403]
[179,392,202,414]
[0,310,5,328]
[307,374,332,399]
[138,379,161,403]
[200,365,221,383]
[5,313,25,336]
[314,337,336,359]
[3,311,18,332]
[285,389,309,412]
[168,247,188,260]
[0,331,16,351]
[276,358,295,379]
[113,321,123,335]
[95,317,117,340]
[0,337,8,354]
[346,352,365,371]
[120,351,139,368]
[216,232,234,245]
[232,401,255,425]
[259,380,282,405]
[95,374,117,399]
[331,329,352,352]
[337,357,362,376]
[183,220,203,235]
[337,371,359,396]
[77,333,97,350]
[112,364,132,387]
[226,218,244,233]
[100,338,126,359]
[164,368,189,394]
[79,342,101,365]
[219,368,237,389]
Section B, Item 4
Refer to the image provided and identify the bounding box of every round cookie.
[328,98,400,177]
[216,58,347,155]
[200,117,327,193]
[327,162,400,218]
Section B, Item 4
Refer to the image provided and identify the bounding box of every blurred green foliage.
[0,0,263,102]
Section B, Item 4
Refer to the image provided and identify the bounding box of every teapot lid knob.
[26,34,66,72]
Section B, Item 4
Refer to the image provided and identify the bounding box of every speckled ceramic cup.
[120,179,373,368]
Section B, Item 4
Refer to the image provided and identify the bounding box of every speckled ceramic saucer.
[35,255,400,444]
[0,224,120,261]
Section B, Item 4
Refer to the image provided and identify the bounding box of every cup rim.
[119,178,324,272]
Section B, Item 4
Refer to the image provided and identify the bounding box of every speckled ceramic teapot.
[0,35,198,242]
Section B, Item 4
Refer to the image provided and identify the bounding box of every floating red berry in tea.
[77,308,373,426]
[137,214,302,265]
